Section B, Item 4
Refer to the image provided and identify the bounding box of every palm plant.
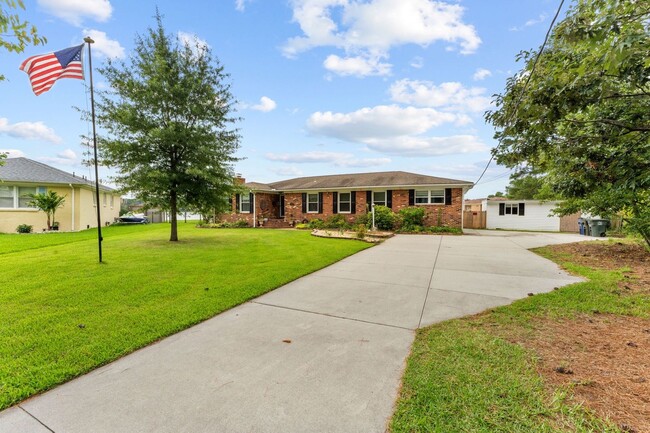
[28,191,66,230]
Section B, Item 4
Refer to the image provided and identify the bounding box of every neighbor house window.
[240,194,251,213]
[372,191,386,206]
[18,186,37,208]
[505,203,518,215]
[0,186,13,208]
[307,193,319,213]
[0,186,45,208]
[103,193,107,206]
[338,192,351,213]
[415,189,444,205]
[110,195,114,207]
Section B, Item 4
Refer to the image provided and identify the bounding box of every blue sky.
[2,0,562,198]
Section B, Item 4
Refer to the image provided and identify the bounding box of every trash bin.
[590,219,609,237]
[577,218,585,235]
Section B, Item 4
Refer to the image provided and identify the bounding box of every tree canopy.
[96,13,241,241]
[486,0,650,246]
[0,0,46,81]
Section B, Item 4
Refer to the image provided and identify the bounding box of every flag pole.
[84,36,103,263]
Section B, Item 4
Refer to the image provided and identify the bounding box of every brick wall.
[222,187,465,228]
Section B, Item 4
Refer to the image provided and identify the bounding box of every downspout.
[461,187,465,232]
[69,184,75,231]
[252,192,256,228]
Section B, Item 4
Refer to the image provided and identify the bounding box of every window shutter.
[366,190,372,208]
[445,188,452,205]
[519,203,525,216]
[387,190,393,210]
[351,191,356,214]
[301,193,307,213]
[318,192,324,214]
[235,194,240,213]
[409,189,415,206]
[499,203,505,215]
[249,192,254,213]
[332,192,338,214]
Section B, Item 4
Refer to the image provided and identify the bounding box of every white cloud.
[510,13,547,32]
[308,105,457,142]
[410,56,424,69]
[323,54,391,76]
[235,0,251,11]
[266,151,390,167]
[251,96,277,112]
[389,79,491,113]
[0,118,62,144]
[83,29,125,58]
[271,166,304,177]
[364,135,487,157]
[472,68,491,81]
[266,151,353,163]
[177,31,211,56]
[39,149,79,166]
[283,0,481,76]
[0,149,26,158]
[38,0,112,26]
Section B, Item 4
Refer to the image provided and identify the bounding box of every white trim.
[414,188,445,205]
[306,193,319,213]
[239,194,251,213]
[337,191,352,214]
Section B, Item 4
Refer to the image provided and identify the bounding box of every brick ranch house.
[222,171,473,228]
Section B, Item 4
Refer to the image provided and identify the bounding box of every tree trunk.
[170,189,178,242]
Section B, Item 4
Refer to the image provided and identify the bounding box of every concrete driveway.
[1,230,591,433]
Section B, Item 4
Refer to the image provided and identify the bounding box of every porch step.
[261,218,293,229]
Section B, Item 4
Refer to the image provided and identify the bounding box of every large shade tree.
[96,13,241,241]
[486,0,650,246]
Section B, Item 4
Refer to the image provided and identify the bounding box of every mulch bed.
[514,241,650,432]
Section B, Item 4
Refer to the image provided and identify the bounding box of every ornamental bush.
[16,224,33,234]
[399,207,426,231]
[373,205,396,231]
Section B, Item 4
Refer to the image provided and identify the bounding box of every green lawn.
[0,223,370,410]
[390,241,649,433]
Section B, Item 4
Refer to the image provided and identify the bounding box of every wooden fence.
[559,212,580,232]
[463,211,486,229]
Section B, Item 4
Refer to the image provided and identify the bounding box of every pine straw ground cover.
[391,240,649,433]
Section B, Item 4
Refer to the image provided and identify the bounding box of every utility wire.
[475,0,566,186]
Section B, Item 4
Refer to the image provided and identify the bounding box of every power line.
[475,0,566,186]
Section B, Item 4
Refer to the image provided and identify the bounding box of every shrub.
[354,224,367,239]
[16,224,33,234]
[354,213,371,228]
[373,205,396,231]
[230,219,249,228]
[294,223,310,230]
[399,207,426,230]
[323,214,350,230]
[308,219,325,229]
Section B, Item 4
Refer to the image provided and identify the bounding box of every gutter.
[69,184,75,231]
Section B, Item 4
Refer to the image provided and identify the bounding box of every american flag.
[20,44,85,96]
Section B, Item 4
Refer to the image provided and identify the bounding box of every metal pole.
[84,36,103,263]
[372,204,376,231]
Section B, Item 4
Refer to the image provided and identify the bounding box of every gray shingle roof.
[266,171,472,191]
[0,157,115,191]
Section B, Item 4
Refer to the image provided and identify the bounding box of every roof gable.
[0,157,114,191]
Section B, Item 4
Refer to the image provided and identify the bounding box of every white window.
[307,193,319,213]
[0,186,13,208]
[415,189,444,205]
[18,186,37,208]
[240,194,251,213]
[372,191,386,206]
[505,203,518,215]
[103,192,107,206]
[338,192,351,213]
[110,195,114,207]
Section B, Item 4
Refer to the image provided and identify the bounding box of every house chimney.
[234,173,245,184]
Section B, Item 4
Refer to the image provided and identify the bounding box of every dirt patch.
[523,315,650,433]
[547,241,650,294]
[508,241,650,432]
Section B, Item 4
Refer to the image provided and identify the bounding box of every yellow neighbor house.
[0,157,122,233]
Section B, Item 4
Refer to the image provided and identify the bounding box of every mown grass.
[390,241,649,433]
[0,223,370,410]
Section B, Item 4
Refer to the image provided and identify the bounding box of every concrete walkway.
[1,231,593,433]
